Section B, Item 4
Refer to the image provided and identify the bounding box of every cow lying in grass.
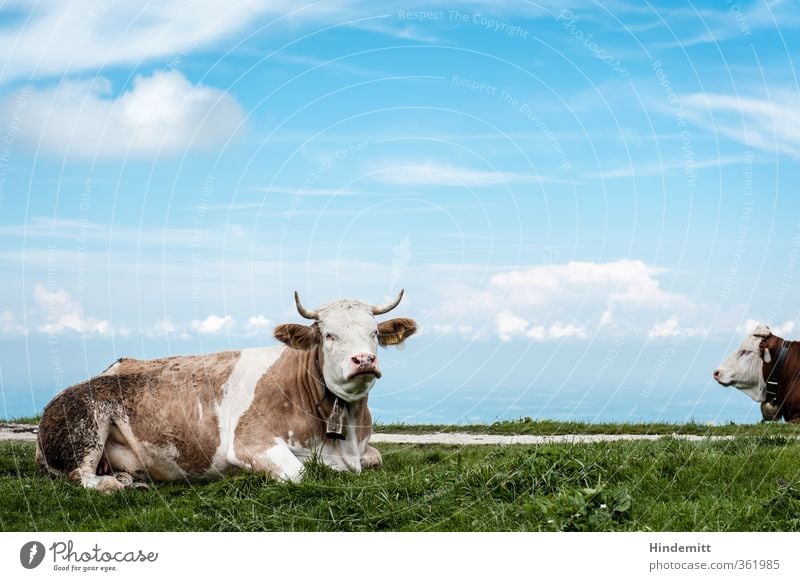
[36,291,416,493]
[713,323,800,423]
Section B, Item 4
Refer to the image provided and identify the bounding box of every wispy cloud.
[651,0,800,49]
[0,218,253,252]
[237,185,375,197]
[683,92,800,159]
[590,154,757,179]
[269,52,381,78]
[348,17,447,43]
[0,311,26,336]
[0,1,570,83]
[0,1,273,82]
[369,162,570,187]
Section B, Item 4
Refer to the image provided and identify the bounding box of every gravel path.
[0,423,735,445]
[370,432,735,445]
[0,423,38,442]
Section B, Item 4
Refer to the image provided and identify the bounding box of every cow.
[35,290,417,493]
[713,323,800,423]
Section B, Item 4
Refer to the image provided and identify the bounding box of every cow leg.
[66,414,129,494]
[102,421,153,489]
[361,445,382,470]
[787,416,800,424]
[235,443,305,483]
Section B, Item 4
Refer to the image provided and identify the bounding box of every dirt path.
[1,423,735,445]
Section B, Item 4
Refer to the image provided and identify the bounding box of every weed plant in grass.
[3,437,800,531]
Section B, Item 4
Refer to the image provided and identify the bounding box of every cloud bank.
[431,259,707,343]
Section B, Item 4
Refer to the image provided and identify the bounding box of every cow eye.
[324,333,336,342]
[738,350,748,357]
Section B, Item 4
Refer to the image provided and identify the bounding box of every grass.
[3,435,800,531]
[1,415,41,425]
[375,417,800,436]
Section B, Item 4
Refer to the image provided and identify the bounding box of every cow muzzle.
[348,353,382,380]
[713,368,732,386]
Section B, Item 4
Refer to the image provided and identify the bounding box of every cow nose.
[713,369,721,380]
[351,353,376,367]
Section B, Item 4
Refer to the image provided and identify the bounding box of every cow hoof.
[131,481,151,490]
[361,446,383,470]
[114,472,134,487]
[86,475,126,495]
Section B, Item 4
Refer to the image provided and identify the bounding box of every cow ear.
[377,318,417,347]
[274,323,320,350]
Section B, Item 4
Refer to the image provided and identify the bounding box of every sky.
[0,0,799,424]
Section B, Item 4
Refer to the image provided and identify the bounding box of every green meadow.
[2,425,800,531]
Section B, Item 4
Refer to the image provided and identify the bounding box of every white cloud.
[489,259,675,311]
[683,92,800,159]
[434,260,698,343]
[773,321,795,337]
[648,316,707,340]
[191,314,234,335]
[0,311,26,335]
[146,318,178,337]
[495,310,530,342]
[3,71,244,157]
[245,315,272,334]
[648,316,680,339]
[546,322,588,340]
[737,318,796,338]
[32,284,111,335]
[495,310,588,343]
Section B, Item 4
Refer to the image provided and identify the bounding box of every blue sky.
[1,0,799,423]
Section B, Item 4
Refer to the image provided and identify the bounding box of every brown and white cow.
[36,291,417,493]
[713,323,800,423]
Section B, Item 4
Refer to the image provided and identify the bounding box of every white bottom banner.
[1,532,796,580]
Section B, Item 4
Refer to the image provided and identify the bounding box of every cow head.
[273,290,417,402]
[712,323,774,401]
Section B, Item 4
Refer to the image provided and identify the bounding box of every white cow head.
[712,323,773,401]
[274,290,417,402]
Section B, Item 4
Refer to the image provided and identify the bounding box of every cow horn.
[371,289,404,316]
[294,291,319,320]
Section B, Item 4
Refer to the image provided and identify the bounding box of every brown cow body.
[758,334,800,423]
